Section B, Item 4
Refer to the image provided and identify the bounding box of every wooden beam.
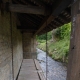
[17,26,38,30]
[21,29,37,32]
[9,4,46,15]
[28,0,46,7]
[67,0,80,80]
[21,29,37,33]
[52,0,71,16]
[34,15,55,35]
[58,14,70,23]
[34,0,71,35]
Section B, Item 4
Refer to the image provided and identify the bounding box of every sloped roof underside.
[12,0,71,35]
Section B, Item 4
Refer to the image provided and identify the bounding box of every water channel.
[37,48,67,80]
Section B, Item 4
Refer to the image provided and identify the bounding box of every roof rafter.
[17,26,38,30]
[28,0,46,7]
[34,0,71,35]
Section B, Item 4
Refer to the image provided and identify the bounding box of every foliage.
[37,31,52,40]
[48,39,70,63]
[36,34,46,40]
[37,23,71,63]
[55,23,71,40]
[37,40,46,51]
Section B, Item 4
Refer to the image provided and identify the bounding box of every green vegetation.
[55,23,71,40]
[36,31,52,40]
[37,23,71,63]
[48,39,70,63]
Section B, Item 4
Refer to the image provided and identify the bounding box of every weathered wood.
[17,26,38,30]
[52,0,71,16]
[67,0,80,80]
[34,59,42,70]
[59,14,70,23]
[34,59,45,80]
[38,72,45,80]
[29,0,46,7]
[34,0,71,35]
[18,59,45,80]
[9,4,46,15]
[18,59,39,80]
[34,15,55,35]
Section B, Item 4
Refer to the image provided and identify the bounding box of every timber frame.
[67,0,80,80]
[0,0,71,35]
[15,0,80,80]
[1,0,80,80]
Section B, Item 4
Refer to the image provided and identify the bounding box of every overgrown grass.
[48,39,70,63]
[38,39,70,63]
[37,23,71,63]
[37,40,46,51]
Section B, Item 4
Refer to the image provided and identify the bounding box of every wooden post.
[67,0,80,80]
[9,4,46,15]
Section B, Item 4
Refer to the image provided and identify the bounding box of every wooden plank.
[34,59,45,80]
[34,0,71,35]
[58,14,70,23]
[34,15,55,35]
[52,0,71,16]
[18,59,40,80]
[29,0,46,7]
[67,0,80,80]
[38,72,45,80]
[34,59,42,70]
[9,4,46,15]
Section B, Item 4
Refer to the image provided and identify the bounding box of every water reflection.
[37,49,67,80]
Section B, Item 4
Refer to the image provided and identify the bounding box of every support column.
[67,0,80,80]
[22,32,36,59]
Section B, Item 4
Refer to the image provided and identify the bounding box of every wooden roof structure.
[9,0,71,35]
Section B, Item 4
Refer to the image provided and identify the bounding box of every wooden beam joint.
[34,0,71,35]
[9,4,46,15]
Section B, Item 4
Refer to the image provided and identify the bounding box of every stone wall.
[23,33,36,59]
[0,8,23,80]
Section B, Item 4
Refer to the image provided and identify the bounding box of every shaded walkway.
[18,59,45,80]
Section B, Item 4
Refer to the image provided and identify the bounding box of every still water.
[37,48,67,80]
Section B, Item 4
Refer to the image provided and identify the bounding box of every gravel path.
[37,49,67,80]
